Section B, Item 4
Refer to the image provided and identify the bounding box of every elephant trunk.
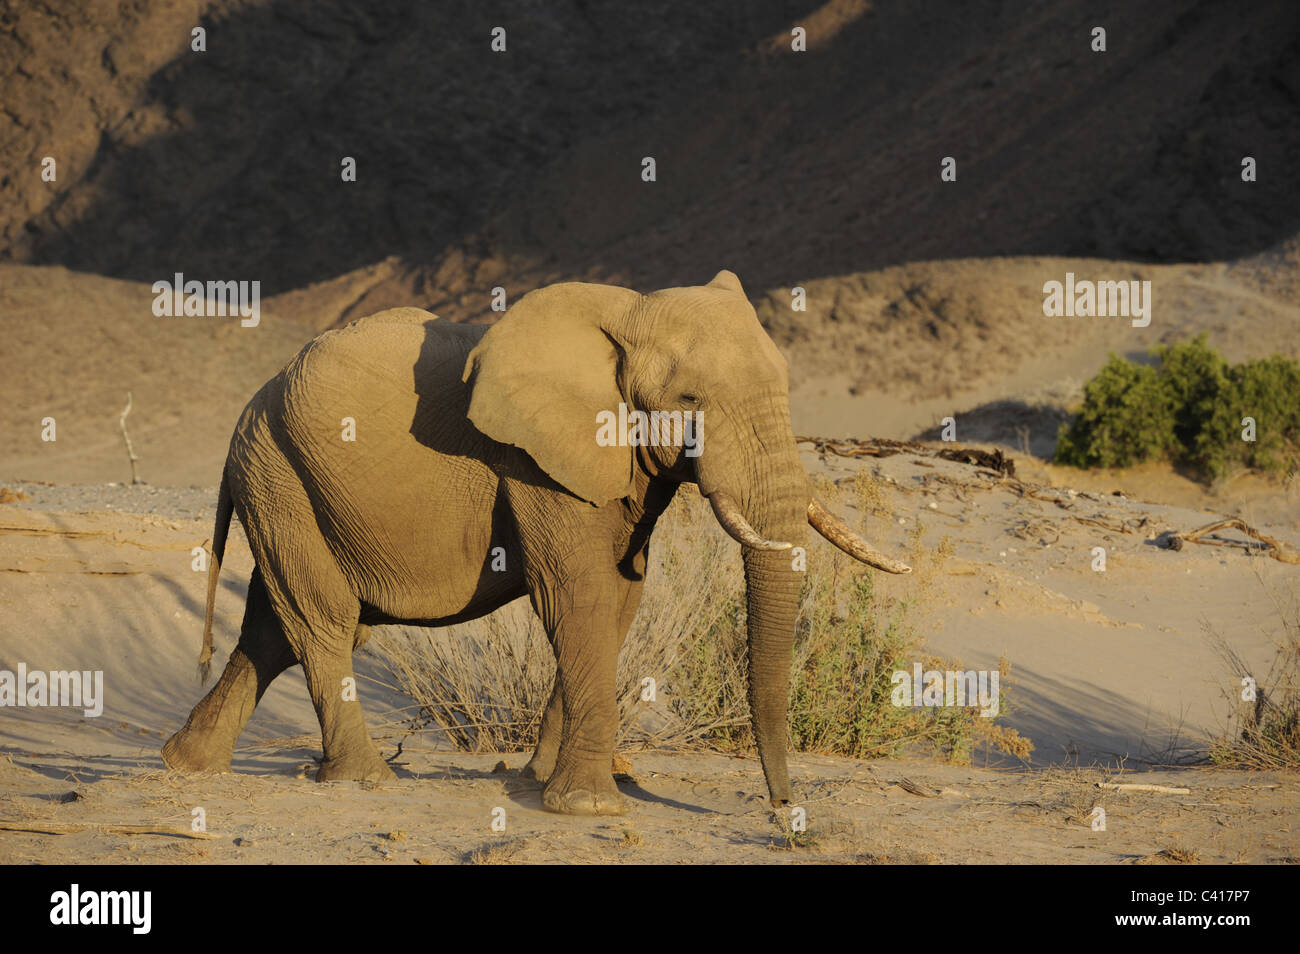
[742,545,803,805]
[697,396,808,807]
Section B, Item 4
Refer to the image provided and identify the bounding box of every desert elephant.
[162,270,910,814]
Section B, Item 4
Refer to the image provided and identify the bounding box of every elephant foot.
[525,753,629,786]
[161,728,233,774]
[541,763,626,816]
[316,751,397,783]
[521,755,554,784]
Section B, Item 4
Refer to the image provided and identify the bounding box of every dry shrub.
[369,599,551,752]
[782,490,1027,764]
[369,486,745,753]
[462,838,529,865]
[369,477,1027,764]
[1207,582,1300,769]
[614,487,747,747]
[851,469,888,516]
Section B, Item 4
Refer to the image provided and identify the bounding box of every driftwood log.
[1170,518,1300,565]
[796,436,1016,477]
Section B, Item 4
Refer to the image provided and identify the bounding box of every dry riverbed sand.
[1,447,1296,864]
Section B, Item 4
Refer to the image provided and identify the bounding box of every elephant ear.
[708,269,746,297]
[462,282,641,506]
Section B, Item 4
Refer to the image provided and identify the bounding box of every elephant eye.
[680,393,700,405]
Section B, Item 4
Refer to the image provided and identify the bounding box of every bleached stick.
[0,821,218,839]
[119,391,142,485]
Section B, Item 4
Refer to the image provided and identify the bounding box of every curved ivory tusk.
[708,492,793,551]
[808,499,911,573]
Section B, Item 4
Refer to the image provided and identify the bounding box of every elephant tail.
[197,468,233,684]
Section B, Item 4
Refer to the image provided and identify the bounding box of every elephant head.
[462,269,909,806]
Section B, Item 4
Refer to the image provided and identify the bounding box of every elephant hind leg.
[163,567,297,773]
[296,616,395,783]
[250,537,394,784]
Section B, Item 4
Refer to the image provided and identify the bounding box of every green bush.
[669,502,1031,766]
[1054,335,1300,480]
[1054,355,1176,468]
[1233,356,1300,476]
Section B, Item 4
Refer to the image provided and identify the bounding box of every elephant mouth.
[706,491,911,574]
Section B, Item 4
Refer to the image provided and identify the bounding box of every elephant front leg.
[528,578,626,815]
[526,566,644,788]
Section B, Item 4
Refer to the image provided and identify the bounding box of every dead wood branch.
[1171,518,1300,564]
[118,391,142,485]
[0,821,218,839]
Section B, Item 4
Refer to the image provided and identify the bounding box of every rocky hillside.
[3,0,1299,484]
[3,0,1297,326]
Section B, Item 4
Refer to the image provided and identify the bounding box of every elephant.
[161,269,910,815]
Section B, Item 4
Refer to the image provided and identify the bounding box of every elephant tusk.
[808,498,911,573]
[708,492,793,551]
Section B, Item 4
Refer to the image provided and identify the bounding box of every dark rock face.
[3,0,1299,319]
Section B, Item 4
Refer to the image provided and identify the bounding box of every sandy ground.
[2,751,1294,865]
[1,445,1296,864]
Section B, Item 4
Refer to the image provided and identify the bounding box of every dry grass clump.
[370,477,1026,765]
[1207,582,1300,769]
[369,486,745,752]
[370,598,551,752]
